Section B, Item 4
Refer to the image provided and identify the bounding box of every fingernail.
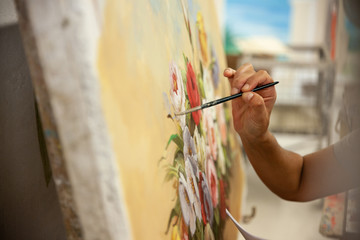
[247,93,254,101]
[231,87,240,95]
[242,83,250,91]
[225,68,234,76]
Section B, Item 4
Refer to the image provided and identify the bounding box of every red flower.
[186,62,201,125]
[206,157,218,207]
[198,172,214,225]
[219,179,226,220]
[181,217,189,240]
[198,172,207,225]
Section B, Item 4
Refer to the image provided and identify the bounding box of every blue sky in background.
[225,0,291,42]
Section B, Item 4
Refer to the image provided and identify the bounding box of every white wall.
[0,0,17,27]
[290,0,329,46]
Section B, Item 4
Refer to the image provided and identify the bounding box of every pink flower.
[205,150,218,207]
[203,108,217,161]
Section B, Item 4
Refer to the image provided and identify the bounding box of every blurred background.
[218,0,359,239]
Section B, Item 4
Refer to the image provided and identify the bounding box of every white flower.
[169,62,186,129]
[178,173,196,235]
[193,126,206,169]
[183,126,198,175]
[185,157,202,222]
[203,68,215,101]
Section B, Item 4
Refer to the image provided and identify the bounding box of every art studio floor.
[239,133,330,240]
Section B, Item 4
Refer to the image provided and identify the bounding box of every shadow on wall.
[0,24,66,240]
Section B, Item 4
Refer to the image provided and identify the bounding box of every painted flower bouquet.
[159,4,238,238]
[162,52,234,239]
[160,11,237,237]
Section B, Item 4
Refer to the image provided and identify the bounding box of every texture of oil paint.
[96,0,244,239]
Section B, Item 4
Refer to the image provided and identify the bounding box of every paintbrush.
[175,81,279,116]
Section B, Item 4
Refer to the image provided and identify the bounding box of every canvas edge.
[14,0,132,239]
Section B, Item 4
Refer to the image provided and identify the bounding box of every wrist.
[240,130,273,149]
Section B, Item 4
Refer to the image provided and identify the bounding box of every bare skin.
[224,63,357,202]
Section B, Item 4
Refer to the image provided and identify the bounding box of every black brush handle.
[201,81,279,110]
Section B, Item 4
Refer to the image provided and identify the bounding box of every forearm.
[240,130,304,200]
[224,65,356,201]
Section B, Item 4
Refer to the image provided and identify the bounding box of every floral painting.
[97,0,244,238]
[160,7,239,239]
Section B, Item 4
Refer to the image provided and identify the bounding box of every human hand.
[223,63,277,142]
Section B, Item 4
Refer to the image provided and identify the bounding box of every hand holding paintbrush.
[223,64,277,140]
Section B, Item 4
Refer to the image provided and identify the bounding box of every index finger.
[223,67,236,87]
[241,70,273,92]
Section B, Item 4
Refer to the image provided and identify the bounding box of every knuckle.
[232,79,243,88]
[243,63,253,68]
[258,70,267,75]
[237,63,254,72]
[258,70,272,80]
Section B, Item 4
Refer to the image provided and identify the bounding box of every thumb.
[242,92,269,138]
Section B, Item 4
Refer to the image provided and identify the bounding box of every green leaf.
[178,165,186,178]
[165,208,179,234]
[209,57,215,70]
[173,150,185,167]
[185,100,192,125]
[224,147,231,169]
[174,197,181,214]
[197,74,206,99]
[183,53,188,65]
[214,207,220,225]
[224,105,231,124]
[195,218,204,240]
[198,59,203,79]
[198,119,204,136]
[164,167,179,182]
[182,69,188,90]
[166,134,184,150]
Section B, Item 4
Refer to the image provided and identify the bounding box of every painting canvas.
[96,0,244,239]
[15,0,245,239]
